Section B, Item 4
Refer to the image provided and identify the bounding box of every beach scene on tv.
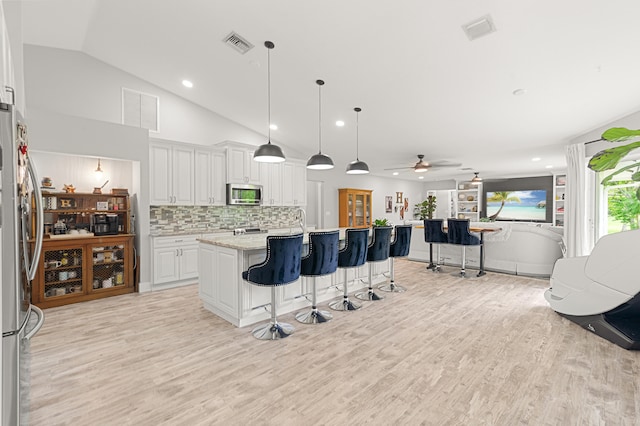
[486,190,547,221]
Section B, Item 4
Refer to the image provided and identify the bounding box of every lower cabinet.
[32,235,135,309]
[152,235,200,287]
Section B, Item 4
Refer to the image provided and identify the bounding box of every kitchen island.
[198,228,389,327]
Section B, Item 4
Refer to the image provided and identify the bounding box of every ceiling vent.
[223,32,254,54]
[462,15,496,41]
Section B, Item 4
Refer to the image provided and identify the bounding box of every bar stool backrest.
[447,219,481,246]
[367,226,393,262]
[243,234,304,286]
[301,230,340,277]
[424,219,448,244]
[390,225,412,257]
[338,228,369,268]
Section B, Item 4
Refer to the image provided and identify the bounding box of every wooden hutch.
[31,191,135,308]
[338,188,372,228]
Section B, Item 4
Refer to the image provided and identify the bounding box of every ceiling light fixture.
[95,158,104,180]
[345,107,369,175]
[531,157,541,162]
[269,124,278,130]
[471,172,482,185]
[336,120,345,127]
[182,79,193,88]
[253,41,285,163]
[307,80,334,170]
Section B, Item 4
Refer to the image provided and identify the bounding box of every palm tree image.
[487,191,521,221]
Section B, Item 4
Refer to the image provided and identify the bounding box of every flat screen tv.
[485,190,547,222]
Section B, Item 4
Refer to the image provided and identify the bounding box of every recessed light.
[545,165,553,169]
[392,172,399,176]
[336,120,345,127]
[532,157,541,162]
[419,176,424,179]
[512,88,527,96]
[269,124,278,130]
[182,79,193,88]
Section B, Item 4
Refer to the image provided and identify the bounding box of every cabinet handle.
[174,239,183,242]
[180,249,183,256]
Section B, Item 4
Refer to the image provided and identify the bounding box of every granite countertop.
[150,229,233,238]
[199,228,347,250]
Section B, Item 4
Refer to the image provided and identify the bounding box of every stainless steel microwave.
[226,183,263,205]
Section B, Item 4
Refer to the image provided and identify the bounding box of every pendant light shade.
[254,41,286,163]
[346,107,369,174]
[307,79,334,170]
[471,172,482,184]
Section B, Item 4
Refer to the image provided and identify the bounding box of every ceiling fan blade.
[429,162,462,168]
[383,166,413,171]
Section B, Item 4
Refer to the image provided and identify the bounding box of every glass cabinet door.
[90,243,127,291]
[41,246,84,300]
[348,194,354,227]
[355,194,365,226]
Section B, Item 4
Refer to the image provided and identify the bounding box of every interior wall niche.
[481,176,553,223]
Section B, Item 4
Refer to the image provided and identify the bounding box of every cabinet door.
[246,150,262,184]
[38,245,84,303]
[194,150,213,206]
[153,247,180,284]
[211,151,226,205]
[262,162,282,205]
[292,162,307,206]
[149,143,173,205]
[90,242,128,292]
[281,162,294,206]
[227,147,247,183]
[179,245,199,280]
[172,146,195,205]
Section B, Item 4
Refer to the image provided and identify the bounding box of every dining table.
[415,224,502,277]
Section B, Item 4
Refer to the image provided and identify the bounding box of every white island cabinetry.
[198,230,384,327]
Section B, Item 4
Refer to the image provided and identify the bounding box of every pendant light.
[471,172,482,184]
[306,79,334,170]
[94,158,104,181]
[345,107,369,174]
[253,41,286,163]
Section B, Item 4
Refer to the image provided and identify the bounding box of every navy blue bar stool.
[329,228,369,311]
[447,219,481,278]
[424,219,448,272]
[242,234,303,340]
[379,224,412,293]
[295,230,340,324]
[356,226,392,301]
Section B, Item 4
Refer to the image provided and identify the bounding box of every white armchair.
[544,229,640,349]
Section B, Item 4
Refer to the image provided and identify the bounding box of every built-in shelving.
[455,182,481,221]
[553,174,566,227]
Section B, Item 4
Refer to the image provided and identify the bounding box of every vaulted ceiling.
[21,0,640,181]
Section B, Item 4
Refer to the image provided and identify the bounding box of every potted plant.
[589,127,640,200]
[415,195,437,220]
[373,218,391,227]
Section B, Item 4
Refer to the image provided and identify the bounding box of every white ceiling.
[20,0,640,182]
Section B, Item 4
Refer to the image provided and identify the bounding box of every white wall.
[307,169,426,227]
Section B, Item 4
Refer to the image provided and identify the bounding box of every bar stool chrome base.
[378,282,406,293]
[355,289,384,301]
[295,308,333,324]
[329,297,361,311]
[252,321,294,340]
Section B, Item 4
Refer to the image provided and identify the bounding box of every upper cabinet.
[149,142,194,205]
[195,149,226,206]
[226,145,261,184]
[282,161,307,206]
[553,173,566,227]
[260,162,283,206]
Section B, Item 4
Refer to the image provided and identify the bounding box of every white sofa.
[407,220,564,277]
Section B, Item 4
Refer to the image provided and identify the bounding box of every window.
[597,159,640,235]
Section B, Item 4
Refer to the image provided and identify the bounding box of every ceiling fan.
[384,155,462,173]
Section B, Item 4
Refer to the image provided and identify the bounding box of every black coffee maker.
[93,214,119,236]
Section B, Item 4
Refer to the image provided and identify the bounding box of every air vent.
[462,15,496,41]
[122,88,159,132]
[223,32,254,54]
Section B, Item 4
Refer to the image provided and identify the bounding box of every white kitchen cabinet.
[149,142,194,205]
[282,160,307,206]
[260,162,282,206]
[152,235,200,287]
[195,149,226,206]
[226,145,261,184]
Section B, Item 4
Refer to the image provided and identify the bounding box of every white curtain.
[564,143,590,257]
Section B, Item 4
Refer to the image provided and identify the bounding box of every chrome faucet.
[296,207,306,234]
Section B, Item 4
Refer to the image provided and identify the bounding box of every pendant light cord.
[355,108,360,161]
[267,44,271,143]
[318,81,322,153]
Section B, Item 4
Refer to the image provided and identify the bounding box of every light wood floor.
[29,260,640,425]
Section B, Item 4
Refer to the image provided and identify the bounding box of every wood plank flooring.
[29,260,640,425]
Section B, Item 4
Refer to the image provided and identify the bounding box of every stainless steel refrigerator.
[1,101,45,425]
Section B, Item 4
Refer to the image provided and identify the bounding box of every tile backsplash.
[150,205,301,235]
